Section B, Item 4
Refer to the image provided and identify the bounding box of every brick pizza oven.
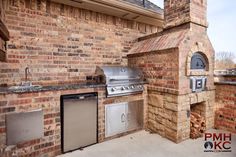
[128,0,215,143]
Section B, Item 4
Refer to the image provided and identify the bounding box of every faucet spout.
[25,67,30,82]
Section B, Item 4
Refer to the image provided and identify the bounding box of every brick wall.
[190,0,207,26]
[128,48,179,90]
[0,0,161,86]
[164,0,207,29]
[215,83,236,133]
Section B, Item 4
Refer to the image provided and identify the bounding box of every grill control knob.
[130,85,135,89]
[121,87,125,90]
[111,88,116,92]
[139,85,143,89]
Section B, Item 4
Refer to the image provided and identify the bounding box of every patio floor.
[58,129,236,157]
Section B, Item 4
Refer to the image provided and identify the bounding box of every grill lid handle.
[109,77,140,81]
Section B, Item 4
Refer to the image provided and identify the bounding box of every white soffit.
[51,0,164,27]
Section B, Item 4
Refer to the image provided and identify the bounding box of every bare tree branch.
[215,51,236,70]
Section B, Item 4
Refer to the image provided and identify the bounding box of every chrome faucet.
[25,67,31,82]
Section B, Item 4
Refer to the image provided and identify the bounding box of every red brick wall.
[164,0,190,28]
[0,0,161,86]
[190,0,207,26]
[215,84,236,133]
[128,48,179,90]
[164,0,207,29]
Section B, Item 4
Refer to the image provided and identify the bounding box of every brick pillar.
[164,0,208,29]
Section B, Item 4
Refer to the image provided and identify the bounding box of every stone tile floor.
[59,129,236,157]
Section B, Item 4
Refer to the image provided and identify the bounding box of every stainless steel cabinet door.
[127,100,143,131]
[63,96,97,153]
[105,103,127,137]
[6,110,43,145]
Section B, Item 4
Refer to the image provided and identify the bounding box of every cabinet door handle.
[121,113,126,123]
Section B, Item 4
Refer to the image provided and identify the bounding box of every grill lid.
[95,66,143,84]
[95,66,145,97]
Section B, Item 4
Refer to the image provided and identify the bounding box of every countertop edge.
[0,83,106,95]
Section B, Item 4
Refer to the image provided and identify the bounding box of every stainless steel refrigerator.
[61,93,98,153]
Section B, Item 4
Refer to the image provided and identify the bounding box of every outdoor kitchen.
[0,0,235,157]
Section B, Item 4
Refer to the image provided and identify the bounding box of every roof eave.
[51,0,164,27]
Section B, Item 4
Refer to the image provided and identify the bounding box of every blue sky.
[149,0,236,58]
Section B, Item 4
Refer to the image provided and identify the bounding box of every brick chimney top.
[164,0,208,29]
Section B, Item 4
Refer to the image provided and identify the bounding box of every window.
[191,52,207,70]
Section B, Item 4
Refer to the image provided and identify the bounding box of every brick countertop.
[0,83,106,94]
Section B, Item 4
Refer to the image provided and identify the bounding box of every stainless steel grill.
[95,66,145,97]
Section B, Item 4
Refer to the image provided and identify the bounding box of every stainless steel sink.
[8,83,42,90]
[8,67,42,90]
